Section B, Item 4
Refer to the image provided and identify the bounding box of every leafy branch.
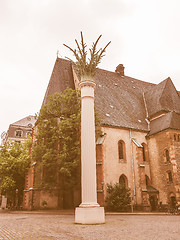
[63,32,111,78]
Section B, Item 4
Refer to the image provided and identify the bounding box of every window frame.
[15,129,23,138]
[164,149,171,163]
[167,171,173,183]
[26,131,32,137]
[119,174,128,187]
[118,140,126,162]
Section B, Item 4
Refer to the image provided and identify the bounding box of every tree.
[0,139,31,207]
[64,31,111,78]
[32,88,81,196]
[32,88,101,207]
[105,183,131,212]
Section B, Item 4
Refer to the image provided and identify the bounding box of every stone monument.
[64,33,110,224]
[75,76,105,224]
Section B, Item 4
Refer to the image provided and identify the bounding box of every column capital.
[79,80,96,99]
[79,79,96,89]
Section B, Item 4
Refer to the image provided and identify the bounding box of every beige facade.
[101,126,151,208]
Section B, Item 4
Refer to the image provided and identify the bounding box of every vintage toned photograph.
[0,0,179,239]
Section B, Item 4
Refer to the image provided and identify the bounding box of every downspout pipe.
[130,129,136,206]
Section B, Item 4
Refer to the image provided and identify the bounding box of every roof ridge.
[160,77,171,91]
[59,58,156,87]
[96,68,156,87]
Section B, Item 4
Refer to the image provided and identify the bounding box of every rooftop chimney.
[115,64,125,76]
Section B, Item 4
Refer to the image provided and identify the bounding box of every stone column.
[75,76,105,224]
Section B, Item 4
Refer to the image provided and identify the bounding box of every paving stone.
[0,213,179,240]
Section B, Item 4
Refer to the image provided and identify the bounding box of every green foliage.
[64,32,111,77]
[105,183,131,212]
[32,88,81,190]
[0,139,31,203]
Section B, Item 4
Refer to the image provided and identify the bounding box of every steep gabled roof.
[43,58,75,105]
[159,78,180,113]
[42,58,180,133]
[144,77,180,118]
[148,111,180,136]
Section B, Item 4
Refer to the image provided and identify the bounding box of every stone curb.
[1,210,169,216]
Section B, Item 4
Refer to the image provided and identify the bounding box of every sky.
[0,0,180,137]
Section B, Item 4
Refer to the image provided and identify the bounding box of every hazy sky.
[0,0,180,136]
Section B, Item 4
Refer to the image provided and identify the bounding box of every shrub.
[105,182,131,212]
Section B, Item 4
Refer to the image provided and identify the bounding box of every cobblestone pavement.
[0,212,179,240]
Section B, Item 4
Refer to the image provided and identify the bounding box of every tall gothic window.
[145,175,151,187]
[141,143,148,162]
[118,140,126,161]
[167,171,173,183]
[165,149,170,162]
[142,144,146,161]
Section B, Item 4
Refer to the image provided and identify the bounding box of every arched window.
[118,140,126,161]
[26,131,32,137]
[119,174,128,187]
[167,171,173,183]
[145,175,151,187]
[178,135,180,142]
[141,143,148,162]
[165,149,170,163]
[169,193,176,208]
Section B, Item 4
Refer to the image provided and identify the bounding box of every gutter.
[130,129,136,205]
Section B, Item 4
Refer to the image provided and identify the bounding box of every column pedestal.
[75,207,105,224]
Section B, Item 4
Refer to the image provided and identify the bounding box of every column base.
[75,206,105,224]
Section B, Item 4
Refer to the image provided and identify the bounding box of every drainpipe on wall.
[130,129,136,209]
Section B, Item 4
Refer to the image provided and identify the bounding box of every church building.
[23,57,180,211]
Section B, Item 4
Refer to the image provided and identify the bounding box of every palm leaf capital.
[64,32,111,79]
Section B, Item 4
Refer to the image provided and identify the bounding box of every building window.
[142,145,146,161]
[28,123,33,128]
[118,140,126,161]
[174,134,177,141]
[119,174,128,187]
[26,131,32,137]
[141,143,146,161]
[15,130,23,138]
[145,175,151,187]
[140,143,149,162]
[165,149,170,163]
[167,171,173,183]
[169,194,176,208]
